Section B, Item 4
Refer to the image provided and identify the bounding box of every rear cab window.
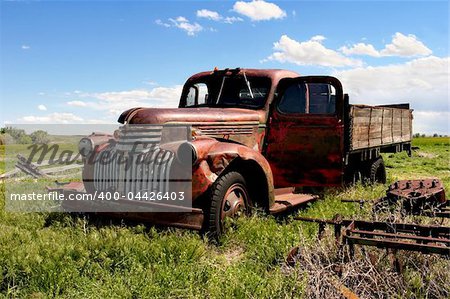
[278,83,336,115]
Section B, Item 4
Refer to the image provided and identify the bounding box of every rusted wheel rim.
[221,183,248,220]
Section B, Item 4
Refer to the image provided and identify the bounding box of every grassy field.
[0,137,449,298]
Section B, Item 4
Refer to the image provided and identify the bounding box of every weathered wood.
[41,164,82,174]
[349,105,412,151]
[14,154,82,178]
[16,155,49,178]
[0,168,20,179]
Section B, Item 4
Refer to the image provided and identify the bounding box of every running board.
[270,189,318,214]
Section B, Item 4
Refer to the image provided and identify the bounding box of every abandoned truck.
[60,68,413,236]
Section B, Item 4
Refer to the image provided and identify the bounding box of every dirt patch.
[223,246,244,265]
[416,151,438,158]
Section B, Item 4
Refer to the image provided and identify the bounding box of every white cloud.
[197,9,222,21]
[90,87,181,103]
[340,43,381,57]
[233,0,286,21]
[196,9,243,24]
[143,80,158,86]
[334,56,449,134]
[223,16,243,24]
[340,33,432,58]
[265,35,362,67]
[67,100,89,107]
[19,113,84,124]
[311,35,326,42]
[21,45,30,50]
[155,19,171,28]
[37,104,47,111]
[169,16,203,36]
[66,85,183,116]
[156,17,203,36]
[381,32,432,57]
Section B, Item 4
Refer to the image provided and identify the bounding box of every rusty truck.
[58,68,413,237]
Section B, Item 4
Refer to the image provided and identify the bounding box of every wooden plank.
[382,109,393,144]
[368,138,382,147]
[392,110,402,143]
[401,110,412,141]
[41,164,83,174]
[351,106,371,149]
[368,108,383,142]
[353,107,372,117]
[0,168,20,179]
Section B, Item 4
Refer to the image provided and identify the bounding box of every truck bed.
[348,104,413,151]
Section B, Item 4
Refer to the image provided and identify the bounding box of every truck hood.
[119,107,266,125]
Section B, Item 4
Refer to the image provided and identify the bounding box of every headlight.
[78,134,113,157]
[78,137,94,157]
[177,142,198,165]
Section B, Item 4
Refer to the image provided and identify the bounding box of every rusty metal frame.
[294,216,450,256]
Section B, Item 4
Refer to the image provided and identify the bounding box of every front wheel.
[208,171,251,239]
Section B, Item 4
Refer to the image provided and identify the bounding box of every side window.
[185,83,209,107]
[308,83,336,114]
[278,83,307,114]
[186,87,196,107]
[197,83,208,105]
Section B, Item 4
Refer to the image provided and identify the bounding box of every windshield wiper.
[243,71,254,99]
[215,76,227,104]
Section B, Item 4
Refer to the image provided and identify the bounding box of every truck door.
[265,76,345,187]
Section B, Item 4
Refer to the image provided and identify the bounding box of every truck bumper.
[48,182,205,230]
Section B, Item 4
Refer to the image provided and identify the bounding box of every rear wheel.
[344,163,363,185]
[208,171,251,239]
[367,156,386,184]
[351,169,362,184]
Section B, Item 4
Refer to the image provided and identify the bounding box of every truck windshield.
[182,76,271,109]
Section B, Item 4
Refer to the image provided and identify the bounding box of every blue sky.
[1,0,449,134]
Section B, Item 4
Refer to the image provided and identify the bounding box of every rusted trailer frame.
[294,216,450,256]
[375,179,447,213]
[420,206,450,218]
[341,179,449,218]
[341,199,450,218]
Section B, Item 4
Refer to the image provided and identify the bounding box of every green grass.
[385,137,450,189]
[0,137,449,298]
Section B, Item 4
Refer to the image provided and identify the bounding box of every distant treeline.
[413,133,448,138]
[0,127,50,145]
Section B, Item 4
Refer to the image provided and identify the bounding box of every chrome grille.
[93,125,174,194]
[195,124,255,136]
[116,125,163,151]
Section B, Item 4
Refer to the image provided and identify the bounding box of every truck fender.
[191,138,275,208]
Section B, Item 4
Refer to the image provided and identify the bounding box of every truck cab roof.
[186,68,300,83]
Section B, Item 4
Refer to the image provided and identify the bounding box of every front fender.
[191,138,275,206]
